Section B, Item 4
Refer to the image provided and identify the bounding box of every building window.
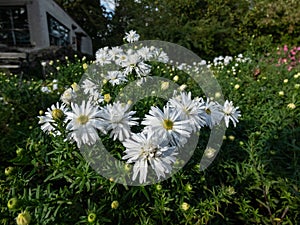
[0,6,30,46]
[47,13,70,47]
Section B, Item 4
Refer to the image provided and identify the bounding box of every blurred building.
[0,0,93,55]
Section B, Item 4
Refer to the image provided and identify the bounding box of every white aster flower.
[109,46,123,61]
[169,91,206,132]
[82,78,99,95]
[52,82,58,91]
[142,104,192,147]
[115,53,129,67]
[224,56,233,65]
[95,47,111,65]
[100,101,138,141]
[60,87,76,105]
[38,102,67,136]
[199,60,207,66]
[41,86,51,93]
[202,99,224,128]
[122,130,177,183]
[221,100,241,127]
[137,46,153,61]
[66,101,105,148]
[122,52,151,78]
[124,30,140,43]
[81,79,104,105]
[106,70,127,86]
[88,90,104,105]
[151,47,169,63]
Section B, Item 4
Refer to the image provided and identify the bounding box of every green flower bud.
[16,148,24,156]
[111,200,119,209]
[7,198,19,210]
[5,166,14,176]
[16,210,31,225]
[124,163,131,172]
[181,202,190,211]
[88,213,96,223]
[185,184,193,192]
[156,184,162,191]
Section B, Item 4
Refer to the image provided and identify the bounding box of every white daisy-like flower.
[224,56,233,65]
[169,91,206,132]
[81,79,104,105]
[38,102,67,136]
[108,46,123,61]
[95,47,111,65]
[202,99,224,128]
[122,52,151,78]
[142,104,192,147]
[41,86,51,93]
[222,100,241,127]
[122,129,177,183]
[100,101,138,141]
[82,78,99,95]
[60,87,76,105]
[88,90,104,105]
[137,46,153,61]
[124,30,140,43]
[66,101,105,148]
[151,47,169,63]
[115,53,129,67]
[106,71,127,86]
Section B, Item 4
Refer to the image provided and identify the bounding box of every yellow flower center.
[51,109,64,120]
[77,115,89,125]
[205,108,211,115]
[163,119,174,130]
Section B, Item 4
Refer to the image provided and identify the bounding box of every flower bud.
[124,163,131,172]
[228,135,235,141]
[185,184,193,192]
[234,84,240,90]
[7,198,19,210]
[83,63,88,70]
[5,166,14,176]
[88,212,96,223]
[161,81,169,90]
[71,82,79,92]
[51,109,64,120]
[181,202,190,211]
[16,211,31,225]
[287,103,296,109]
[173,75,179,82]
[111,200,119,209]
[104,94,111,103]
[16,148,24,156]
[156,184,162,191]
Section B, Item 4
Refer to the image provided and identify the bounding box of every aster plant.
[38,30,241,184]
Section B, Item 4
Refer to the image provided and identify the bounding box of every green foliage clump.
[113,0,300,60]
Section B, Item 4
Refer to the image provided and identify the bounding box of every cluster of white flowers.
[95,43,168,84]
[213,56,233,66]
[208,53,251,76]
[38,30,241,183]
